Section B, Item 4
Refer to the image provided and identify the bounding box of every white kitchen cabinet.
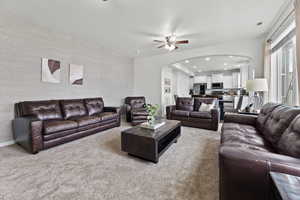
[232,72,241,88]
[212,73,223,82]
[194,75,207,83]
[223,75,233,88]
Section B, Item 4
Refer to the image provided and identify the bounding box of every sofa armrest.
[103,106,121,114]
[125,104,131,112]
[224,113,257,126]
[166,105,176,119]
[211,108,220,131]
[219,145,300,200]
[13,116,43,154]
[219,146,270,200]
[103,107,121,126]
[124,104,132,122]
[211,108,220,119]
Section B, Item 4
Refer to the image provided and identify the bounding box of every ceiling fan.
[153,35,189,51]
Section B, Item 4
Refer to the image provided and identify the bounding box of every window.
[270,21,298,105]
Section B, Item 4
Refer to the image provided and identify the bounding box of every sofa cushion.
[71,116,102,127]
[256,103,281,133]
[98,112,118,121]
[190,111,211,119]
[194,98,217,111]
[277,115,300,158]
[61,99,87,119]
[132,115,148,120]
[221,143,273,153]
[172,110,190,117]
[262,105,300,147]
[20,100,63,121]
[176,97,194,111]
[43,129,78,141]
[85,98,104,116]
[44,120,78,134]
[222,123,270,149]
[132,108,149,116]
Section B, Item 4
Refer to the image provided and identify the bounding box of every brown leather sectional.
[13,97,121,154]
[220,103,300,200]
[125,96,149,126]
[166,97,219,131]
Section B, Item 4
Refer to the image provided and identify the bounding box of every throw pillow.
[199,103,214,112]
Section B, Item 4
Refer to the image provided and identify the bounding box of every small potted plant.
[145,104,159,124]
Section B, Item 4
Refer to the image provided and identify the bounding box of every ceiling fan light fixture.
[169,34,177,42]
[166,44,176,51]
[154,34,188,51]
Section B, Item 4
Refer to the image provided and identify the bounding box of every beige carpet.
[0,123,220,200]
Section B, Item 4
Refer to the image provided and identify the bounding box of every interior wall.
[0,16,134,144]
[175,70,191,97]
[161,67,174,116]
[134,37,265,110]
[161,67,191,115]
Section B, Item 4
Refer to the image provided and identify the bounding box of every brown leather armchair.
[125,96,149,126]
[13,97,120,154]
[166,97,219,131]
[220,103,300,200]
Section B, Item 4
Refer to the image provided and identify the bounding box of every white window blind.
[270,17,298,105]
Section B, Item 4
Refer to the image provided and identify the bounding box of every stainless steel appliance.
[193,83,207,95]
[212,82,223,89]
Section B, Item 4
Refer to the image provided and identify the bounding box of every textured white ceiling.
[0,0,288,58]
[171,55,251,75]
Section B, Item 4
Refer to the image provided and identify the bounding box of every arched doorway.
[161,55,254,116]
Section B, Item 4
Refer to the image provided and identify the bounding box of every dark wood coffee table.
[270,171,300,200]
[121,120,181,163]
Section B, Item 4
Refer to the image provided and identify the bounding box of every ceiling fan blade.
[158,45,165,48]
[153,40,164,43]
[176,40,189,44]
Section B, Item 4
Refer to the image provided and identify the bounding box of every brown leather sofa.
[125,96,149,126]
[13,97,121,154]
[220,103,300,200]
[166,97,219,131]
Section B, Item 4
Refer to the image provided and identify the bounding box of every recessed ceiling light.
[185,60,190,63]
[257,22,263,26]
[193,66,197,69]
[229,56,233,58]
[224,63,228,66]
[205,57,211,61]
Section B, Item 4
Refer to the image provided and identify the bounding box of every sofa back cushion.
[125,97,146,109]
[61,99,87,119]
[176,97,194,111]
[84,98,104,116]
[256,103,282,133]
[194,98,217,111]
[19,100,62,121]
[277,115,300,158]
[262,105,300,146]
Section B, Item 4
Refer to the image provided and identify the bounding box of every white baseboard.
[0,140,15,147]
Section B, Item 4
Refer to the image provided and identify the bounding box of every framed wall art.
[41,58,61,83]
[70,64,84,85]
